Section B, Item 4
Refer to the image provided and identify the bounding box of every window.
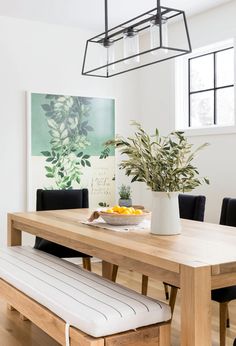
[189,47,234,128]
[175,40,235,135]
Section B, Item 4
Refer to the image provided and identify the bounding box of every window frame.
[175,39,236,136]
[188,46,234,128]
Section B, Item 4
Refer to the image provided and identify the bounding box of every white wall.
[1,0,236,247]
[137,0,236,223]
[0,15,141,246]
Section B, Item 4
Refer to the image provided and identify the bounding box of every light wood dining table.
[7,208,236,346]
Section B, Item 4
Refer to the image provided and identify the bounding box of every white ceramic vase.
[151,191,181,235]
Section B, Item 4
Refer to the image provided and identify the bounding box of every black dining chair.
[178,193,206,222]
[211,197,236,346]
[34,188,92,270]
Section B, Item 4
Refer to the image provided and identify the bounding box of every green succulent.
[119,185,131,199]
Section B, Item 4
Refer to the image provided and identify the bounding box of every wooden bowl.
[100,211,150,226]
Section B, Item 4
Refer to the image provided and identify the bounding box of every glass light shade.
[100,39,115,71]
[106,44,115,70]
[150,17,168,54]
[123,29,140,64]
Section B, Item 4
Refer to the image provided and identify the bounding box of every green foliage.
[106,122,210,192]
[119,184,131,199]
[99,147,110,159]
[41,95,93,189]
[98,202,110,207]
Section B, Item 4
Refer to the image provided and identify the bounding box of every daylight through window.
[188,46,234,128]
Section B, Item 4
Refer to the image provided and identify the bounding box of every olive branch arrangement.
[106,122,209,192]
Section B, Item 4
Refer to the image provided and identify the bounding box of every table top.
[9,209,236,275]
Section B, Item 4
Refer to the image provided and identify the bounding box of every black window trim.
[188,46,234,127]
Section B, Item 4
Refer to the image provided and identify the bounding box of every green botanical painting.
[28,92,115,209]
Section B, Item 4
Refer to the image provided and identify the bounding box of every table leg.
[7,214,22,246]
[7,214,25,317]
[102,261,115,281]
[180,265,211,346]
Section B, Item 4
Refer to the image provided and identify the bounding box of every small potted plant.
[106,122,209,235]
[119,184,132,207]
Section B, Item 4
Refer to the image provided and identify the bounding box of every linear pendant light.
[82,0,192,78]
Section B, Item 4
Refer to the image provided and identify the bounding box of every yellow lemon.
[128,207,135,214]
[106,209,114,213]
[112,205,120,212]
[122,210,131,215]
[134,209,143,215]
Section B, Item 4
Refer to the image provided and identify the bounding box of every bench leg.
[142,275,148,295]
[7,304,28,322]
[20,313,29,321]
[220,302,228,346]
[102,261,115,281]
[163,283,169,300]
[111,265,118,282]
[169,286,178,315]
[82,257,91,271]
[8,304,16,311]
[226,304,230,328]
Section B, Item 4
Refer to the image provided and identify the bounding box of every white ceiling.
[0,0,231,32]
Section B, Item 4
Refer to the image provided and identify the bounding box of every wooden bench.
[0,246,171,346]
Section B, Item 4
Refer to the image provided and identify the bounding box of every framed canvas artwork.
[27,92,115,210]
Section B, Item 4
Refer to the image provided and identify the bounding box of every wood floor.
[0,262,236,345]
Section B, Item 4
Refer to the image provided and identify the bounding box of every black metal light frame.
[82,0,192,78]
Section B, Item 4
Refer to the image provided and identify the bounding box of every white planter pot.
[119,198,132,207]
[151,192,181,235]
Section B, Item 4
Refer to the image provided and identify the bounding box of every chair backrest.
[36,189,89,211]
[178,194,206,222]
[220,197,236,227]
[34,189,89,258]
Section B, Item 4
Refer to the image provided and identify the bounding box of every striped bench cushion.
[0,246,171,337]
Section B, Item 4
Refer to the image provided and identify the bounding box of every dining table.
[7,208,236,346]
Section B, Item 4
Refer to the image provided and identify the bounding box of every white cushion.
[0,246,171,337]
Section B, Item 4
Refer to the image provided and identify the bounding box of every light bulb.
[123,28,140,65]
[150,17,168,54]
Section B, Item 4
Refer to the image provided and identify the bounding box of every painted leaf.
[41,151,51,157]
[45,166,52,172]
[61,129,68,140]
[50,130,60,138]
[60,123,65,132]
[85,160,91,167]
[42,104,51,111]
[47,119,58,130]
